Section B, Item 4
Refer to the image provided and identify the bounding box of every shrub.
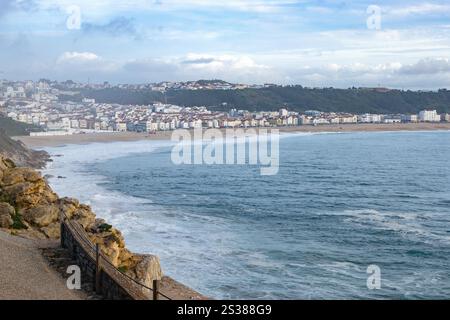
[12,213,27,230]
[98,223,113,232]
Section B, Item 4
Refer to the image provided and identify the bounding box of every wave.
[320,209,450,245]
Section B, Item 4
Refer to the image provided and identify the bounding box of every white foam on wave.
[42,139,174,228]
[321,209,450,245]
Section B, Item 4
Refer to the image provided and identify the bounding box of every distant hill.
[74,87,450,114]
[0,117,40,137]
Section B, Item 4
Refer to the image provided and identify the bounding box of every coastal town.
[1,79,449,137]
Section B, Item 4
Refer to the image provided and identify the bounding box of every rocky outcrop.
[0,202,14,228]
[0,129,50,169]
[0,155,162,288]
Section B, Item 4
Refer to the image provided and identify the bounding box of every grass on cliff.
[11,213,27,230]
[0,117,40,137]
[98,223,112,232]
[118,266,128,273]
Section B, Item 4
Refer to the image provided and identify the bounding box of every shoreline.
[14,122,450,148]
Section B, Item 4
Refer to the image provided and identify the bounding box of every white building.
[82,98,96,104]
[358,114,382,123]
[116,122,127,132]
[62,118,71,129]
[70,119,80,128]
[419,110,441,122]
[279,108,289,117]
[47,121,66,131]
[340,115,358,124]
[383,118,401,124]
[299,115,313,125]
[313,118,330,125]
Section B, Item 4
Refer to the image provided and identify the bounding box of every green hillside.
[0,117,40,137]
[77,87,450,114]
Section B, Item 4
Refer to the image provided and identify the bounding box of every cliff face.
[0,155,162,290]
[0,130,50,169]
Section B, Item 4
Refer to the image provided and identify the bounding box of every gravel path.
[0,230,86,300]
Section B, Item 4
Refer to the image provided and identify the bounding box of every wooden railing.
[60,213,171,300]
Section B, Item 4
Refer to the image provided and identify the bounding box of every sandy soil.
[15,123,450,149]
[0,230,87,300]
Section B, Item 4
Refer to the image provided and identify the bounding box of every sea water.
[43,131,450,299]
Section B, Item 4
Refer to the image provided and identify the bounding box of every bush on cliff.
[11,212,27,230]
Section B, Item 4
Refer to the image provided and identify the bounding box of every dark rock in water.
[57,176,66,179]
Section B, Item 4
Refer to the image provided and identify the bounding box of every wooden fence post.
[95,243,102,294]
[60,222,65,248]
[153,280,160,300]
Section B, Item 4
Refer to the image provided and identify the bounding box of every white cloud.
[55,51,118,74]
[50,52,273,83]
[399,57,450,75]
[161,0,298,13]
[57,51,100,64]
[38,0,299,15]
[387,2,450,17]
[180,53,269,72]
[298,61,403,78]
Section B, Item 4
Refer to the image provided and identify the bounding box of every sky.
[0,0,450,89]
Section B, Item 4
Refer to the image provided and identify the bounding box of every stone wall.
[61,222,135,300]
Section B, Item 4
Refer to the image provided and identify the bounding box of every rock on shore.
[0,155,162,289]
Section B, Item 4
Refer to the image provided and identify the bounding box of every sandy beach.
[15,122,450,148]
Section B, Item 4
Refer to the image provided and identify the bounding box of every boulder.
[71,208,96,229]
[133,254,163,287]
[21,169,42,183]
[0,215,13,228]
[118,248,134,268]
[1,168,42,187]
[3,182,33,199]
[41,222,61,239]
[0,202,15,216]
[0,159,7,171]
[0,158,15,169]
[0,202,15,228]
[22,205,59,227]
[58,198,80,219]
[89,234,122,267]
[1,169,25,186]
[5,180,58,209]
[88,225,127,267]
[89,218,108,233]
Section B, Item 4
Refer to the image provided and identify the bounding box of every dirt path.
[0,230,86,300]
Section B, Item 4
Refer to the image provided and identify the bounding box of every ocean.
[43,130,450,299]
